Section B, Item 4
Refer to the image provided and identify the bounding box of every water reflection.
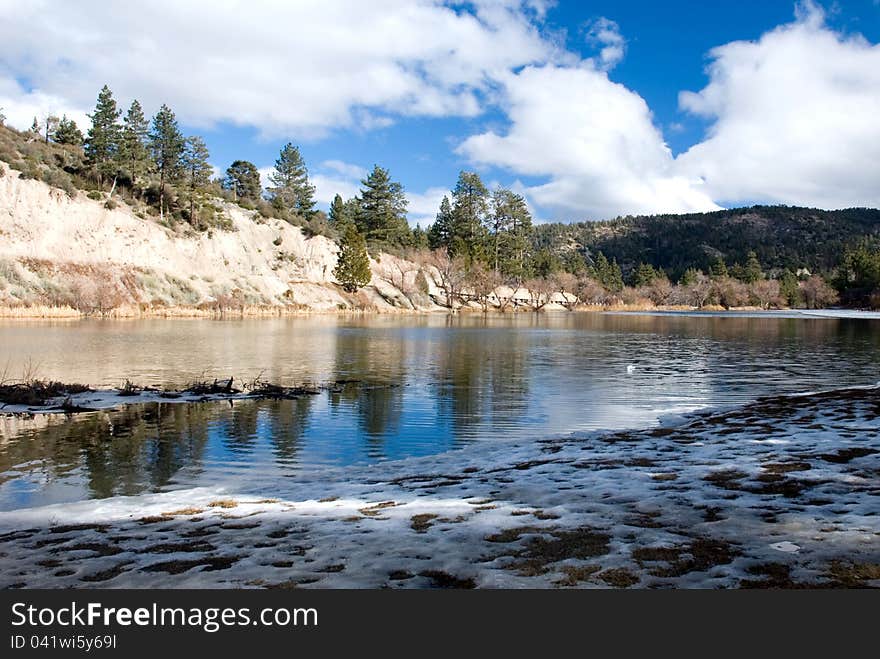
[1,312,879,509]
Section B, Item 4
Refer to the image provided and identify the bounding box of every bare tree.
[576,275,607,306]
[750,279,782,309]
[799,275,838,309]
[465,263,502,312]
[523,277,554,312]
[550,271,579,311]
[426,248,467,310]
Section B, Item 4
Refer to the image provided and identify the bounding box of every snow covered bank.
[0,386,877,589]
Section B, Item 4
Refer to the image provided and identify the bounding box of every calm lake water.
[1,312,879,510]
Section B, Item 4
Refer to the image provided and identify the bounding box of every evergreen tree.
[743,251,763,283]
[779,269,801,307]
[181,136,212,226]
[490,188,532,280]
[450,171,489,261]
[592,252,624,292]
[29,117,40,135]
[118,100,150,183]
[84,85,121,183]
[357,165,410,246]
[222,160,262,202]
[149,104,185,218]
[333,223,372,292]
[267,143,316,219]
[633,262,659,287]
[709,255,729,279]
[428,196,453,250]
[412,225,429,250]
[53,115,83,145]
[679,267,702,286]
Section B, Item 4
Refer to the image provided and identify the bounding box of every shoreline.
[0,384,877,588]
[1,303,877,321]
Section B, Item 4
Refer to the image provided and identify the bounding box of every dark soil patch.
[144,541,216,554]
[555,564,601,586]
[410,514,438,533]
[388,570,414,581]
[143,555,242,574]
[818,448,877,464]
[80,562,132,583]
[598,568,639,588]
[419,570,476,589]
[634,538,739,577]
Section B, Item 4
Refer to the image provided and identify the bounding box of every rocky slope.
[0,162,442,315]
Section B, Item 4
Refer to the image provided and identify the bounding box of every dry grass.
[207,499,238,509]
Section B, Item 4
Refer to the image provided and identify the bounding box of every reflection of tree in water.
[0,403,214,499]
[266,397,314,462]
[434,325,530,440]
[331,328,408,455]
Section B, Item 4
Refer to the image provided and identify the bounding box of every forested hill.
[533,206,880,280]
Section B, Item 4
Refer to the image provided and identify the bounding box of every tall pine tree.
[181,136,212,227]
[428,196,453,250]
[222,160,261,202]
[149,104,185,219]
[118,100,150,184]
[84,85,121,184]
[450,171,489,261]
[267,143,316,219]
[357,165,410,246]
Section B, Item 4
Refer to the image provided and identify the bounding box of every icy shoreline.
[0,386,878,589]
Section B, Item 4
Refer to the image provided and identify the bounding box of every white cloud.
[0,0,554,138]
[585,17,626,70]
[406,186,451,226]
[675,3,880,209]
[458,64,719,219]
[320,160,369,181]
[0,78,90,133]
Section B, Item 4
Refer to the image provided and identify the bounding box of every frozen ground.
[0,386,877,589]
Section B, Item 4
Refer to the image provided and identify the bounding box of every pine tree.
[267,143,316,219]
[679,267,702,286]
[329,193,355,231]
[633,262,658,287]
[357,165,410,246]
[428,196,453,250]
[743,251,763,283]
[181,136,212,227]
[119,100,150,183]
[149,104,185,219]
[53,115,83,145]
[222,160,261,202]
[412,225,429,250]
[450,171,489,261]
[709,255,729,279]
[84,85,121,183]
[779,269,801,307]
[29,117,40,135]
[333,223,372,292]
[490,188,531,276]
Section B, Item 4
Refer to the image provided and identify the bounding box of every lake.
[1,311,879,510]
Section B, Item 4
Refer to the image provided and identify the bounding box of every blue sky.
[1,1,879,223]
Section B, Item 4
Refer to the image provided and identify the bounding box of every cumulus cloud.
[585,17,626,70]
[0,0,553,137]
[675,2,880,209]
[458,64,718,219]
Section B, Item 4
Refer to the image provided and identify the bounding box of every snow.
[0,385,877,589]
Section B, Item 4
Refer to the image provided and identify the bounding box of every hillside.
[0,161,441,316]
[534,206,880,280]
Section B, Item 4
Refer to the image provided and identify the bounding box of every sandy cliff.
[0,162,443,315]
